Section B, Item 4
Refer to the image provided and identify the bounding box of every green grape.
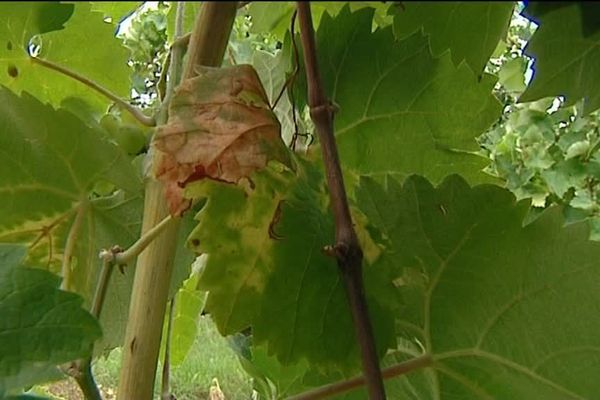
[92,179,115,196]
[101,114,147,155]
[116,124,147,155]
[99,114,120,137]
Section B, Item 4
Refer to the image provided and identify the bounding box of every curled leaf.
[153,64,291,215]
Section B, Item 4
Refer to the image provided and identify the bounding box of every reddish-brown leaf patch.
[153,64,291,215]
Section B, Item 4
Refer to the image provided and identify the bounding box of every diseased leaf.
[186,158,399,369]
[356,175,600,399]
[520,3,600,113]
[296,7,502,185]
[0,3,130,112]
[391,2,514,74]
[0,244,101,393]
[153,64,291,215]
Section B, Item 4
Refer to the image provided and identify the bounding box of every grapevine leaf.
[186,158,399,368]
[0,244,101,393]
[0,3,130,112]
[498,57,527,93]
[391,2,514,74]
[524,2,600,37]
[252,48,304,147]
[0,87,141,233]
[0,87,144,351]
[0,2,73,43]
[79,191,194,353]
[246,2,394,41]
[90,2,140,24]
[520,3,600,114]
[185,167,293,337]
[231,337,309,399]
[165,2,200,44]
[296,7,502,185]
[356,175,600,399]
[158,260,206,366]
[152,65,291,215]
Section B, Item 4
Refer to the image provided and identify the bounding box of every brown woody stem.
[296,2,386,399]
[73,360,103,400]
[288,354,433,400]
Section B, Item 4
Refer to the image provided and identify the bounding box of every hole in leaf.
[6,41,12,51]
[7,64,18,78]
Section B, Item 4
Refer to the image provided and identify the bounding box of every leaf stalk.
[288,354,433,400]
[30,56,156,127]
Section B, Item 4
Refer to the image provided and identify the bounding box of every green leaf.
[520,3,600,113]
[252,48,304,147]
[0,2,74,44]
[83,190,194,354]
[160,260,207,366]
[0,3,130,112]
[186,158,398,368]
[246,2,393,40]
[357,175,600,399]
[91,2,140,24]
[524,2,600,37]
[565,140,590,160]
[297,6,502,185]
[498,57,527,93]
[231,336,310,399]
[0,87,141,233]
[166,2,201,44]
[391,2,514,74]
[0,87,144,352]
[0,244,101,393]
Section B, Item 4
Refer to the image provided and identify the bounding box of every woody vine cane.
[296,2,387,399]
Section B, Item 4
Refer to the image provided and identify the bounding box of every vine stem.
[158,1,186,123]
[161,298,176,400]
[117,3,237,399]
[296,2,386,399]
[73,360,103,400]
[113,214,176,266]
[71,255,115,400]
[288,354,433,400]
[160,6,184,398]
[30,56,156,127]
[60,199,88,291]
